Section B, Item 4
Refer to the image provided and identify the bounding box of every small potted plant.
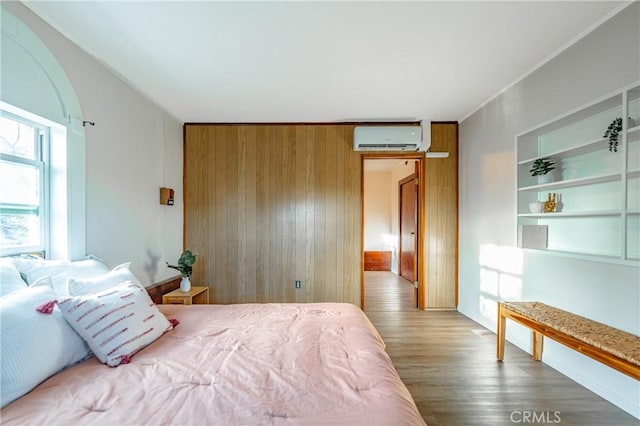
[529,157,555,184]
[603,117,622,152]
[167,250,197,292]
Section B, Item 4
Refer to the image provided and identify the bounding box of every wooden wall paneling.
[271,127,281,303]
[315,126,327,302]
[184,126,208,299]
[335,126,346,303]
[325,126,338,303]
[345,127,361,305]
[349,125,360,305]
[294,126,306,302]
[214,126,228,304]
[237,126,248,303]
[255,126,269,302]
[304,126,316,303]
[422,122,458,309]
[268,126,279,303]
[244,126,258,303]
[283,126,297,302]
[184,124,362,306]
[445,126,458,307]
[228,126,241,304]
[426,154,439,307]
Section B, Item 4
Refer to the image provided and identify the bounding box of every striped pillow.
[55,280,173,367]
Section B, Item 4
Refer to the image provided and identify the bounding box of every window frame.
[0,110,50,257]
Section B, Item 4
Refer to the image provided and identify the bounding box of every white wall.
[3,3,184,286]
[363,171,392,251]
[459,3,640,417]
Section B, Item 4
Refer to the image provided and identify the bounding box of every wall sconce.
[160,187,174,205]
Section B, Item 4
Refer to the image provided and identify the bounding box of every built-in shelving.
[518,210,620,218]
[518,173,621,192]
[516,82,640,264]
[517,137,608,165]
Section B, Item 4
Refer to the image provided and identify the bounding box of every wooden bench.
[497,301,640,380]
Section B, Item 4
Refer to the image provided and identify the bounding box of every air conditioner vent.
[353,126,422,151]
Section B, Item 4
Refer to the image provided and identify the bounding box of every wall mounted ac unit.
[353,126,422,151]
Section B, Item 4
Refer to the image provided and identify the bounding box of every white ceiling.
[23,1,626,124]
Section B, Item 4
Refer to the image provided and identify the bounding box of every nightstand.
[162,286,209,305]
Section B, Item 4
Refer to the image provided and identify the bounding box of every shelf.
[516,83,639,264]
[518,210,620,218]
[518,136,608,165]
[521,248,638,267]
[518,172,620,191]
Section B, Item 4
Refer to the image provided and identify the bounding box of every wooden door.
[399,174,417,284]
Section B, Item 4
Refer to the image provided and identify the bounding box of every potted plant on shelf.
[603,117,622,152]
[167,250,197,292]
[529,157,555,184]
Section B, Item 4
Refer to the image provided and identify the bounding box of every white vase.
[180,276,191,292]
[537,173,553,185]
[529,201,544,213]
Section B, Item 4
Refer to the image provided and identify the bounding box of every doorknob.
[411,232,415,235]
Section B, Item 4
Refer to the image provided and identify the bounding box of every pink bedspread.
[1,303,425,425]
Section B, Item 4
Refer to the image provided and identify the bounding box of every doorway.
[361,155,425,311]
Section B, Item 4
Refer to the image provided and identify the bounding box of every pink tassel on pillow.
[36,300,56,314]
[169,318,180,328]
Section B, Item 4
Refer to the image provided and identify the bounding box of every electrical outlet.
[295,280,301,289]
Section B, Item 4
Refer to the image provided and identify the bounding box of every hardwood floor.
[363,271,638,426]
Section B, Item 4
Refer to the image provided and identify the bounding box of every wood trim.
[184,122,421,127]
[182,124,187,250]
[417,157,426,310]
[454,123,459,307]
[360,156,365,310]
[497,303,640,380]
[146,276,181,305]
[361,153,426,310]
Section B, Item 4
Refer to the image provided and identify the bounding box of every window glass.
[0,115,37,160]
[0,112,46,254]
[0,161,40,205]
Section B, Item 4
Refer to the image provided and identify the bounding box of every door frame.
[361,153,426,310]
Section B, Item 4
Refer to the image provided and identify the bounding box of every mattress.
[1,303,425,425]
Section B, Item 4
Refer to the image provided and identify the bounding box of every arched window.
[1,6,85,259]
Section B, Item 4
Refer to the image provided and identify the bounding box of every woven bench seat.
[497,301,640,380]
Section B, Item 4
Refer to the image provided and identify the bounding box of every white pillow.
[56,281,173,367]
[0,258,27,297]
[67,267,143,296]
[22,258,111,296]
[22,260,68,285]
[0,286,91,408]
[7,254,44,276]
[67,258,111,278]
[113,262,132,271]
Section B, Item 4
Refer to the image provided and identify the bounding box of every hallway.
[364,270,417,311]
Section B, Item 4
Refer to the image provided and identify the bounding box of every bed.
[1,300,425,425]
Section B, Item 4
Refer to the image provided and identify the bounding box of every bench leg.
[497,303,506,361]
[533,331,544,361]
